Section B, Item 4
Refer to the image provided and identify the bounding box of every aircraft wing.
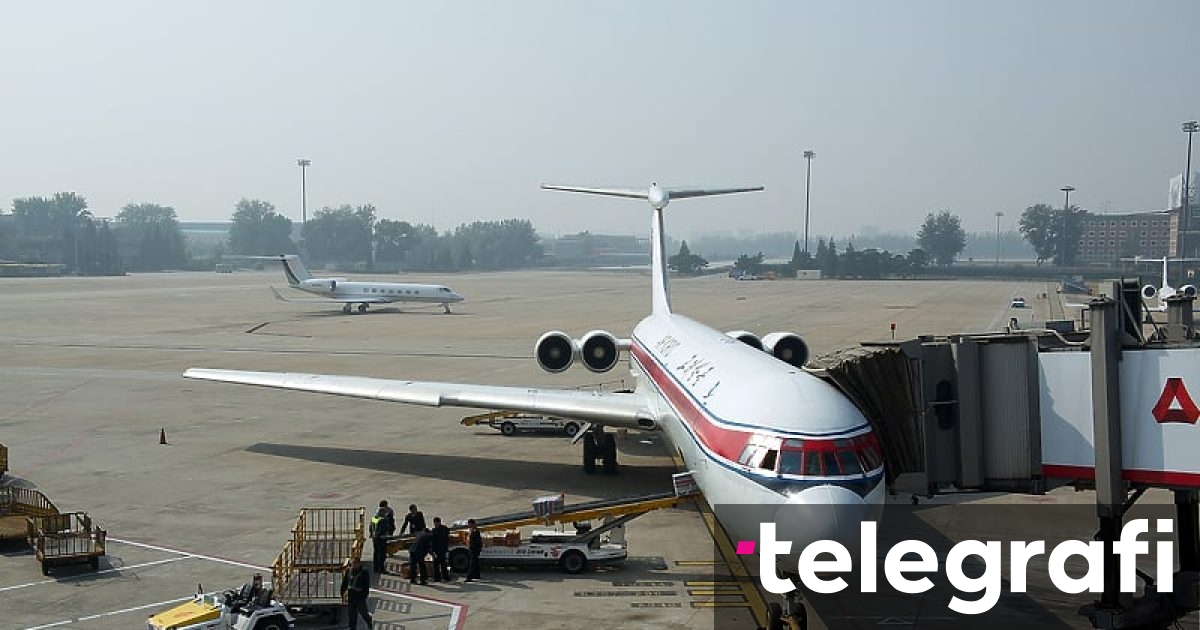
[183,369,656,429]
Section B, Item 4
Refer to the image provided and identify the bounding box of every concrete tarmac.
[0,269,1062,629]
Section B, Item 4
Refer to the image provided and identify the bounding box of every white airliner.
[187,184,885,624]
[265,254,465,314]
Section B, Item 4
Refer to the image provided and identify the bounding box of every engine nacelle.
[579,330,622,373]
[535,331,578,373]
[1182,285,1198,298]
[762,332,810,369]
[1142,284,1158,300]
[725,330,763,351]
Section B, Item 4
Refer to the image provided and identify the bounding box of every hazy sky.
[2,2,1198,240]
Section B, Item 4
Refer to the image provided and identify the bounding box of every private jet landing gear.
[765,581,808,630]
[581,427,617,475]
[342,303,352,314]
[443,303,452,314]
[357,303,369,313]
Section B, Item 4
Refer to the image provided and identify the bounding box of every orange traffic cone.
[159,428,168,445]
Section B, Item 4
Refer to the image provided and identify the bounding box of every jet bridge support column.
[1089,296,1125,615]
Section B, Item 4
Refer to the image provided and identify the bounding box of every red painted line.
[1042,464,1200,488]
[630,343,749,460]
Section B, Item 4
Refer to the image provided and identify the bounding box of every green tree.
[374,219,417,264]
[907,248,929,271]
[228,199,295,256]
[668,240,708,275]
[1018,203,1087,266]
[302,204,376,264]
[789,240,814,270]
[116,203,188,270]
[918,211,967,266]
[819,239,839,277]
[452,219,542,269]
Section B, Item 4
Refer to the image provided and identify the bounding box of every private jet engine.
[725,330,763,350]
[535,331,578,373]
[1142,284,1159,300]
[579,330,623,373]
[1182,285,1198,298]
[762,332,810,369]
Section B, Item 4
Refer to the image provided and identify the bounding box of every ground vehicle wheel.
[500,421,517,436]
[563,422,580,438]
[449,548,471,574]
[254,617,287,630]
[582,433,597,474]
[559,550,587,574]
[766,602,784,630]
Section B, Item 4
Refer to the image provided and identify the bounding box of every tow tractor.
[147,575,295,630]
[388,474,698,575]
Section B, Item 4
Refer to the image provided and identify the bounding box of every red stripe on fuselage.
[630,342,750,462]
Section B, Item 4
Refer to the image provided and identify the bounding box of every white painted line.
[21,595,194,630]
[108,536,269,571]
[0,556,189,593]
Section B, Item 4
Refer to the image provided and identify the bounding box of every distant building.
[544,231,649,266]
[1077,211,1172,264]
[1169,172,1200,258]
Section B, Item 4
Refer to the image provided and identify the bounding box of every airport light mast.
[803,150,815,256]
[1181,120,1198,285]
[1060,186,1075,267]
[994,211,1004,268]
[297,159,311,225]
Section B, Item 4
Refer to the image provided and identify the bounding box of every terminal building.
[1076,210,1173,264]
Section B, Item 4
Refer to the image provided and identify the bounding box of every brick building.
[1077,211,1172,264]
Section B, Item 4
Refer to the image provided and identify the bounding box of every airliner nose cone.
[774,486,874,557]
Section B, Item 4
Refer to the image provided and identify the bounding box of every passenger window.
[760,450,778,472]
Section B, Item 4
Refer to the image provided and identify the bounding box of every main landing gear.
[443,303,452,314]
[764,576,808,630]
[342,303,369,314]
[581,427,617,475]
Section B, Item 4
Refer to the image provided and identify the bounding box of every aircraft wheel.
[500,422,517,437]
[563,422,580,438]
[601,433,617,474]
[342,304,352,314]
[582,433,597,474]
[358,303,368,313]
[766,602,784,630]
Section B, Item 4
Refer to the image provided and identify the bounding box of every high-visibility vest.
[371,515,383,536]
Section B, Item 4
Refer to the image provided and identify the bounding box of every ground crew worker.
[409,527,433,585]
[465,518,482,582]
[430,517,450,582]
[340,559,373,629]
[399,504,426,535]
[370,501,395,574]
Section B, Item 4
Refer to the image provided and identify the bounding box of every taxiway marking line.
[0,556,190,593]
[22,595,196,629]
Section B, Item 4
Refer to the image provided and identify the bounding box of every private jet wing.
[270,286,390,304]
[183,368,656,429]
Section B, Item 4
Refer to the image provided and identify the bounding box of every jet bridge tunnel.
[809,280,1200,629]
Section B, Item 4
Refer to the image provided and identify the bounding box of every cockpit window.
[778,450,803,475]
[760,449,778,472]
[771,432,883,476]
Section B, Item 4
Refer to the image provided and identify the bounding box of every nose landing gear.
[581,427,618,474]
[764,574,807,630]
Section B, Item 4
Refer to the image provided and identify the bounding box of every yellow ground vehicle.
[147,578,295,630]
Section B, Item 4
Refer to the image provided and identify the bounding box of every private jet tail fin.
[541,183,762,316]
[276,255,311,285]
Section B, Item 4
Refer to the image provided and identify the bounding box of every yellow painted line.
[684,580,743,587]
[690,601,754,609]
[674,560,716,566]
[673,453,767,626]
[688,589,746,597]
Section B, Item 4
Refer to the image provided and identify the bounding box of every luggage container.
[27,511,106,574]
[0,486,58,542]
[270,507,364,620]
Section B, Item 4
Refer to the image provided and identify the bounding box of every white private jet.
[264,254,465,314]
[1136,257,1199,312]
[187,184,885,627]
